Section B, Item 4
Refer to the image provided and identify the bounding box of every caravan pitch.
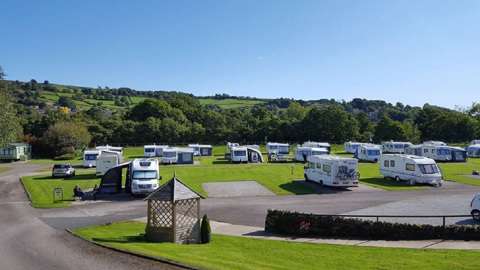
[203,181,275,197]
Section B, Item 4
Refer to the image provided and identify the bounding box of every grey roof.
[145,175,204,201]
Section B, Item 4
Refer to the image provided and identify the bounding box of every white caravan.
[302,142,331,153]
[130,158,160,195]
[188,144,213,156]
[144,145,169,157]
[83,149,100,168]
[470,140,480,146]
[295,146,329,162]
[96,150,123,176]
[230,146,248,163]
[344,142,364,154]
[382,141,413,154]
[161,147,178,164]
[266,142,290,162]
[380,154,443,186]
[467,145,480,158]
[96,145,123,155]
[304,155,359,187]
[355,144,382,162]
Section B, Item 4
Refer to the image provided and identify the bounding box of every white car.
[471,193,480,221]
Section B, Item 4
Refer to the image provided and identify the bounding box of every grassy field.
[22,144,480,208]
[198,98,266,109]
[73,221,480,270]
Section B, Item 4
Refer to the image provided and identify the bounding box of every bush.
[201,214,211,244]
[265,210,480,241]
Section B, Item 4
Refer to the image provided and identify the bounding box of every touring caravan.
[266,142,290,162]
[344,142,364,154]
[304,155,359,187]
[144,145,169,157]
[295,146,329,162]
[467,145,480,158]
[130,158,160,195]
[230,146,263,163]
[382,141,413,154]
[405,144,423,156]
[96,145,123,155]
[406,144,467,162]
[188,144,213,156]
[355,144,382,162]
[161,147,194,164]
[96,150,123,176]
[83,149,100,168]
[380,154,443,186]
[302,142,331,153]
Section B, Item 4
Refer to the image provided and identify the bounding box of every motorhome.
[130,158,160,195]
[382,141,413,154]
[467,145,480,158]
[266,142,290,162]
[295,146,329,162]
[96,145,123,155]
[355,144,382,162]
[83,149,100,168]
[344,142,364,154]
[380,154,443,186]
[144,145,169,157]
[161,147,194,164]
[96,150,123,176]
[188,144,213,156]
[302,142,331,153]
[304,155,359,187]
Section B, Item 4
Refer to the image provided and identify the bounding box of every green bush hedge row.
[265,210,480,240]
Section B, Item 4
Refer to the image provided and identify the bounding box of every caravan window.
[145,148,155,153]
[437,148,450,155]
[384,160,389,167]
[233,150,247,157]
[394,144,403,149]
[322,164,331,173]
[84,154,98,160]
[390,160,395,167]
[419,164,439,174]
[367,150,380,156]
[133,171,158,179]
[163,151,176,158]
[406,163,415,171]
[424,149,428,153]
[308,162,315,169]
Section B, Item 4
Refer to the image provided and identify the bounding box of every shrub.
[265,210,480,241]
[201,214,211,244]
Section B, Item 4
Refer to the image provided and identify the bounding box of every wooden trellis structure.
[145,175,204,243]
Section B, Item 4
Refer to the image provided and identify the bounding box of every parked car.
[471,193,480,221]
[52,164,75,178]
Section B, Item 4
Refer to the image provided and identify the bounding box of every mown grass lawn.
[73,221,480,270]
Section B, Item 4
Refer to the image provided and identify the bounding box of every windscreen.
[418,164,439,174]
[437,148,451,155]
[145,148,155,153]
[133,171,157,179]
[367,150,380,156]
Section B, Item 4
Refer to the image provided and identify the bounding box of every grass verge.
[72,221,480,270]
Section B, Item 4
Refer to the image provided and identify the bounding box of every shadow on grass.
[212,159,233,165]
[279,180,357,195]
[361,177,427,188]
[34,173,98,181]
[92,234,147,244]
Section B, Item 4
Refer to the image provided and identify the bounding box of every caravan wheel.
[472,210,480,222]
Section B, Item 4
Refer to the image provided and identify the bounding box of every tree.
[0,67,22,147]
[56,96,77,111]
[42,122,91,157]
[374,115,407,142]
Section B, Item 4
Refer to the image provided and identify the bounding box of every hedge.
[265,210,480,240]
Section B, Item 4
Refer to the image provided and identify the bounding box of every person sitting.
[73,185,84,198]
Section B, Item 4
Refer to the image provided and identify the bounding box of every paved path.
[203,181,274,197]
[209,221,480,250]
[0,163,183,270]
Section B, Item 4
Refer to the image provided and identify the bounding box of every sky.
[1,0,479,108]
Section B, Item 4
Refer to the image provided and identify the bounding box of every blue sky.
[1,0,479,108]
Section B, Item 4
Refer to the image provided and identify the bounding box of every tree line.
[1,65,479,159]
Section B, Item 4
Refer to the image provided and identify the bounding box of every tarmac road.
[0,163,184,270]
